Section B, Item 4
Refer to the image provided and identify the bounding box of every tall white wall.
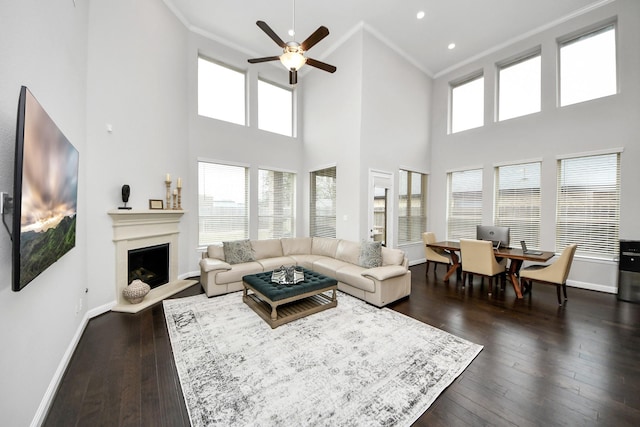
[302,27,432,248]
[302,30,364,242]
[0,1,89,426]
[360,30,432,258]
[428,0,640,293]
[85,0,189,309]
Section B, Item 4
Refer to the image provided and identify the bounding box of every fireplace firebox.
[127,243,169,289]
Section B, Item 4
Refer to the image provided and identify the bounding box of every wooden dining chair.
[422,232,452,275]
[459,239,507,295]
[519,244,578,304]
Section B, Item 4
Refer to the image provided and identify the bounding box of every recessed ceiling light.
[288,29,295,37]
[448,43,456,50]
[416,11,425,20]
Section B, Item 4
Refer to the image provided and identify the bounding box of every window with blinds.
[398,170,427,245]
[556,152,620,259]
[495,162,541,248]
[447,169,483,240]
[258,169,296,239]
[310,167,336,238]
[198,161,249,245]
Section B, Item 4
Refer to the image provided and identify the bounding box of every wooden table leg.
[508,259,524,298]
[443,251,460,282]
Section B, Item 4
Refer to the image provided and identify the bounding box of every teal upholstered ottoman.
[242,267,337,328]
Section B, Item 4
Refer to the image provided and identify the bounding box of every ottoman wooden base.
[242,268,338,328]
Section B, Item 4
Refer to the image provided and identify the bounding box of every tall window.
[450,73,484,133]
[559,24,617,107]
[310,167,336,238]
[498,52,541,121]
[198,56,246,125]
[447,169,483,239]
[556,152,621,259]
[398,170,427,245]
[495,162,541,248]
[258,169,296,239]
[198,162,249,245]
[258,79,293,137]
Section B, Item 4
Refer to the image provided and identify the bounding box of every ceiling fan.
[247,3,336,85]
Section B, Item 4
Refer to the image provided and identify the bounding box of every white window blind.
[451,74,484,133]
[258,79,293,137]
[495,162,541,248]
[447,169,483,240]
[198,56,246,125]
[559,24,617,107]
[498,53,541,121]
[198,162,249,245]
[310,167,336,238]
[556,152,620,259]
[398,170,427,245]
[258,169,296,239]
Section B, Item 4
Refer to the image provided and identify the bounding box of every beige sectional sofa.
[199,237,411,307]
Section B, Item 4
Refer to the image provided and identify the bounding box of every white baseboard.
[567,279,617,294]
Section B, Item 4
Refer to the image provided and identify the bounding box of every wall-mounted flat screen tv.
[12,86,79,291]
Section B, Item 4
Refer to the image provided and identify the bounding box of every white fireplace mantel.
[108,209,197,313]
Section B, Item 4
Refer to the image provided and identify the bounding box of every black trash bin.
[618,240,640,303]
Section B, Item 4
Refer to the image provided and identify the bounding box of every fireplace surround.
[108,209,197,313]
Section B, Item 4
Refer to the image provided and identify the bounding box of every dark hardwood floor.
[44,265,640,426]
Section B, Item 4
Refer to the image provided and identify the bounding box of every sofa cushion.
[251,239,284,259]
[257,257,297,272]
[312,257,350,278]
[287,254,324,270]
[336,265,375,293]
[381,246,405,266]
[207,244,225,261]
[335,240,360,265]
[359,241,383,268]
[223,239,255,264]
[312,237,340,257]
[281,237,312,255]
[214,262,263,285]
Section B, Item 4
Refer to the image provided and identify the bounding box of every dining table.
[426,240,555,299]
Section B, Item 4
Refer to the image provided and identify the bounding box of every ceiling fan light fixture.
[280,44,306,71]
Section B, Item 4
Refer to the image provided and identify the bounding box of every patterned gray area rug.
[163,292,482,427]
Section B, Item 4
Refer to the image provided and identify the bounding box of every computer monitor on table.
[476,225,510,249]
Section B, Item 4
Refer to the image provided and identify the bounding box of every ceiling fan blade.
[306,58,337,73]
[289,70,298,85]
[248,56,281,64]
[256,20,286,48]
[300,26,329,51]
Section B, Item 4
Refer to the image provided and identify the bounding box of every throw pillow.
[223,239,255,265]
[359,241,383,268]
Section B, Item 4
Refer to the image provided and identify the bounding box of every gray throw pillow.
[223,239,255,264]
[359,241,382,268]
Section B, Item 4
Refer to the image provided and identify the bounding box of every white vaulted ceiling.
[164,0,610,77]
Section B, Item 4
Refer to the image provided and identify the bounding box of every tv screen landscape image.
[12,86,79,291]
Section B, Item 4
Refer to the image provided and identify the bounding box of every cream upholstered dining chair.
[459,239,507,294]
[422,232,452,275]
[519,244,577,305]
